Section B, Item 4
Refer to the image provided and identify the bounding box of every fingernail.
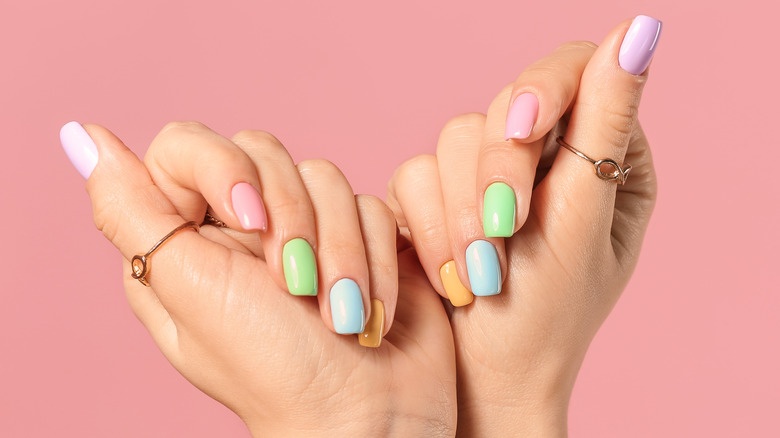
[231,182,268,231]
[60,121,98,179]
[465,240,501,296]
[358,299,384,348]
[483,182,516,237]
[330,279,366,334]
[440,261,473,307]
[504,93,539,140]
[619,15,663,75]
[282,238,318,296]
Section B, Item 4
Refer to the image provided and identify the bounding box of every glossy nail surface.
[282,238,318,296]
[358,299,384,348]
[483,182,516,237]
[231,182,267,231]
[330,279,365,334]
[466,240,501,296]
[440,261,473,307]
[619,15,662,75]
[505,93,539,140]
[60,121,98,179]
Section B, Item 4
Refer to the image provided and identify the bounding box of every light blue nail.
[466,240,501,296]
[329,279,366,334]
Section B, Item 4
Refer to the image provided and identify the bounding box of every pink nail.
[60,121,98,179]
[504,93,539,140]
[231,182,267,231]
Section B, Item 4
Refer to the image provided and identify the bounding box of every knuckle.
[440,112,486,136]
[412,220,449,254]
[271,194,312,215]
[391,154,437,190]
[355,194,396,229]
[297,158,342,178]
[318,241,364,262]
[557,40,598,53]
[159,120,206,138]
[231,129,282,148]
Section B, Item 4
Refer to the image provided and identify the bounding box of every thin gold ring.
[556,137,632,184]
[130,221,200,287]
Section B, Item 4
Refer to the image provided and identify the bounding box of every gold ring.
[556,137,632,184]
[131,221,200,287]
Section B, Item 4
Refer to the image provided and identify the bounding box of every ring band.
[556,137,632,184]
[131,221,200,287]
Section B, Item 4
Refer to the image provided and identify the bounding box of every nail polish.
[483,182,516,238]
[330,279,366,334]
[231,182,267,231]
[282,238,318,296]
[465,240,501,296]
[440,261,473,307]
[505,93,539,140]
[618,15,663,75]
[60,121,98,179]
[358,299,384,348]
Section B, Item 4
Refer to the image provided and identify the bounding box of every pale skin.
[76,18,656,437]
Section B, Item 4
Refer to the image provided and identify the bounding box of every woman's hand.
[387,16,661,436]
[61,122,457,436]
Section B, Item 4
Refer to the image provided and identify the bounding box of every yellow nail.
[440,261,473,307]
[358,299,385,348]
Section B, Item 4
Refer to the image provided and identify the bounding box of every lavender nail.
[60,121,98,179]
[618,15,663,75]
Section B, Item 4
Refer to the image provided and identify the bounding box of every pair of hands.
[62,17,660,437]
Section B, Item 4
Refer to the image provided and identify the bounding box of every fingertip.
[60,121,98,180]
[618,15,663,76]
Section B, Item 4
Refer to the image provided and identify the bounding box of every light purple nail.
[60,121,98,179]
[619,15,662,75]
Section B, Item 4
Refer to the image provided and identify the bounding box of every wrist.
[245,408,455,438]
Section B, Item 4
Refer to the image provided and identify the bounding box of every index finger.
[478,41,596,237]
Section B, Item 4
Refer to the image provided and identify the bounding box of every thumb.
[61,121,231,322]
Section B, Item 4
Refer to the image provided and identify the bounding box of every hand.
[387,16,661,436]
[61,122,457,436]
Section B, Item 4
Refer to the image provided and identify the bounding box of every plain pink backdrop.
[2,0,778,436]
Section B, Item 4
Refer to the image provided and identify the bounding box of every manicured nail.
[619,15,663,75]
[60,121,98,179]
[505,93,539,140]
[231,182,267,231]
[330,279,366,334]
[282,238,318,296]
[465,240,501,296]
[483,182,516,237]
[440,261,473,307]
[358,299,384,348]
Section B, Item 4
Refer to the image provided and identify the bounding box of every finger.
[355,194,398,339]
[231,130,319,296]
[437,114,505,297]
[61,122,231,326]
[387,155,474,307]
[479,42,596,236]
[545,15,662,230]
[611,122,657,265]
[296,159,370,334]
[145,121,268,236]
[504,41,597,143]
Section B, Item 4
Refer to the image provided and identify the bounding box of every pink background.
[2,0,777,436]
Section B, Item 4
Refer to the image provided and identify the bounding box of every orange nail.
[440,261,473,307]
[358,299,385,348]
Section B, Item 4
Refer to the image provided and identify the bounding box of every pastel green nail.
[282,238,318,296]
[483,182,516,237]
